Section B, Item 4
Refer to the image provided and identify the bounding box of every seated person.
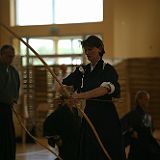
[121,90,160,160]
[43,91,81,160]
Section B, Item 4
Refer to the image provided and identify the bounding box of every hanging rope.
[0,22,112,160]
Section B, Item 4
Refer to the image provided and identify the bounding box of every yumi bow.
[0,22,112,160]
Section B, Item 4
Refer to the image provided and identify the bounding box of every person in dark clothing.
[62,35,126,160]
[0,44,20,160]
[43,100,81,160]
[121,90,160,160]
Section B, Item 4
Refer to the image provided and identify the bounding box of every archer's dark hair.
[81,35,105,57]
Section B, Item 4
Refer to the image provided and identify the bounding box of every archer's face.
[84,46,101,64]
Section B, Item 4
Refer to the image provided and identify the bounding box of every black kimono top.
[63,59,120,99]
[0,61,20,104]
[121,106,160,160]
[121,106,153,134]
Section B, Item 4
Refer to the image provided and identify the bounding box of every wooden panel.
[115,60,131,118]
[115,58,160,128]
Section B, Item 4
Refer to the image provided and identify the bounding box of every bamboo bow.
[0,23,111,160]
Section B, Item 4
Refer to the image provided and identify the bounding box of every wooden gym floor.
[16,138,57,160]
[16,130,160,160]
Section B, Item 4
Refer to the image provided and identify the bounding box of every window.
[20,36,83,66]
[54,0,103,24]
[20,38,55,56]
[15,0,103,26]
[16,0,54,25]
[58,38,82,54]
